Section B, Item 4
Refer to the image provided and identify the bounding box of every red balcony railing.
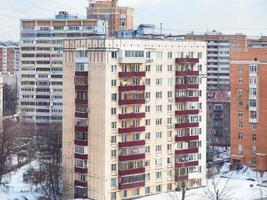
[175,97,199,103]
[75,85,88,91]
[118,140,145,148]
[175,110,199,116]
[119,72,146,78]
[119,181,145,190]
[175,84,199,90]
[119,85,145,92]
[175,148,199,155]
[118,126,145,134]
[118,168,145,176]
[119,154,145,161]
[75,126,88,132]
[175,122,199,129]
[74,180,87,188]
[175,135,199,142]
[118,112,145,120]
[75,99,88,104]
[175,58,199,64]
[176,71,199,76]
[75,112,88,118]
[74,167,88,174]
[74,140,88,146]
[175,175,188,182]
[75,72,88,77]
[74,194,88,199]
[74,153,88,160]
[176,161,199,168]
[119,99,145,105]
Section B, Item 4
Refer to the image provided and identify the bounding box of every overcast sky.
[0,0,266,41]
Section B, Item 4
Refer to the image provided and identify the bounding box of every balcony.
[175,97,199,103]
[75,71,88,77]
[74,153,88,160]
[74,167,88,174]
[118,112,145,120]
[119,99,145,105]
[74,180,87,188]
[175,135,199,142]
[118,126,145,134]
[74,194,88,199]
[175,148,199,155]
[75,126,88,132]
[74,140,88,146]
[118,181,145,190]
[175,175,188,182]
[119,154,145,161]
[119,72,146,78]
[175,84,199,90]
[75,99,88,104]
[175,58,199,64]
[75,85,88,91]
[118,57,146,64]
[176,161,199,168]
[118,168,145,176]
[119,85,145,92]
[75,112,88,118]
[118,140,145,148]
[175,110,199,116]
[176,71,199,76]
[175,122,199,129]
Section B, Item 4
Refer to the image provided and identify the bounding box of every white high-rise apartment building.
[20,12,107,123]
[62,38,207,200]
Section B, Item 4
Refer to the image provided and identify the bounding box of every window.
[123,190,127,198]
[111,79,117,87]
[252,146,257,153]
[167,117,172,125]
[111,192,116,200]
[156,105,162,112]
[167,131,172,138]
[252,123,257,130]
[238,122,243,129]
[156,145,162,152]
[252,134,257,141]
[197,52,202,59]
[145,92,151,99]
[156,132,162,139]
[239,77,243,84]
[156,171,162,180]
[167,144,172,151]
[111,93,117,101]
[145,187,150,194]
[145,78,151,86]
[238,112,243,118]
[155,158,162,166]
[111,136,116,144]
[167,183,172,191]
[239,65,243,73]
[252,158,256,165]
[238,132,243,140]
[156,92,162,99]
[111,150,117,158]
[125,50,144,58]
[111,65,117,73]
[145,132,150,140]
[250,65,257,73]
[145,146,150,153]
[132,188,140,196]
[111,178,117,187]
[145,106,151,113]
[156,78,163,86]
[146,65,151,72]
[111,164,117,171]
[167,105,172,112]
[156,65,163,72]
[250,111,257,119]
[156,118,162,125]
[156,185,162,193]
[146,119,151,126]
[249,100,257,107]
[168,78,173,86]
[167,65,173,72]
[111,122,116,129]
[111,51,117,59]
[111,108,117,115]
[167,52,173,59]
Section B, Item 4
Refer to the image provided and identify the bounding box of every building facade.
[184,32,247,147]
[19,12,107,123]
[62,38,207,199]
[230,47,267,171]
[0,42,20,75]
[87,0,134,36]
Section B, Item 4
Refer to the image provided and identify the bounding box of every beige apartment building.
[87,0,134,36]
[62,38,207,199]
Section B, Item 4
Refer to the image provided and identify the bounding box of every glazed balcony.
[175,58,199,64]
[176,71,199,76]
[175,122,199,129]
[74,167,88,174]
[175,84,199,90]
[75,126,88,132]
[75,99,88,104]
[119,71,146,78]
[175,97,199,103]
[118,112,145,120]
[74,153,88,160]
[118,168,145,176]
[118,181,145,190]
[75,85,88,91]
[119,99,145,105]
[175,110,199,116]
[74,139,88,146]
[175,148,199,155]
[119,153,145,161]
[74,180,87,188]
[118,126,145,134]
[176,161,199,168]
[118,140,145,148]
[175,135,199,142]
[119,85,145,92]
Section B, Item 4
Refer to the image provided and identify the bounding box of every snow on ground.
[0,161,41,200]
[140,164,267,200]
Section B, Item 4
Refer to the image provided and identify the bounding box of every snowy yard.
[0,161,42,200]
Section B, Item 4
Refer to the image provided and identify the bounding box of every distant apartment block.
[87,0,134,36]
[0,42,20,75]
[19,11,107,123]
[62,38,207,199]
[184,31,247,147]
[231,46,267,171]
